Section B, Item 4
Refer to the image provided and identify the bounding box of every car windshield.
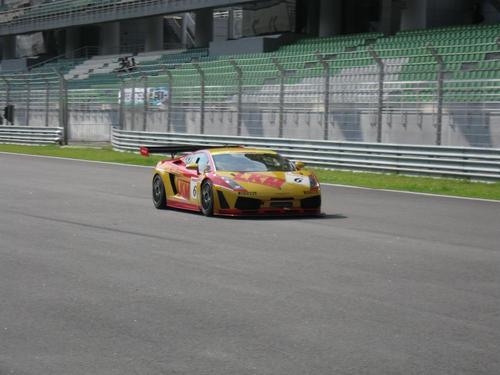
[213,153,295,172]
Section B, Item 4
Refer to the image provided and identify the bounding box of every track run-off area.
[1,153,499,375]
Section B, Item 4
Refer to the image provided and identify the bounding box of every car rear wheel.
[200,180,214,217]
[152,174,167,209]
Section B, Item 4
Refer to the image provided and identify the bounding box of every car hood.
[216,171,316,194]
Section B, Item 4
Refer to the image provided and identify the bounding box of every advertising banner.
[16,32,46,58]
[120,87,169,107]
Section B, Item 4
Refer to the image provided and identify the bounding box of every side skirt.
[167,199,200,212]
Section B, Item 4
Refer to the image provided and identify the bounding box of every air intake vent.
[235,197,261,210]
[217,191,230,209]
[301,196,321,209]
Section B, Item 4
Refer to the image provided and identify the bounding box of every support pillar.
[2,35,16,59]
[228,7,235,40]
[380,0,404,36]
[145,16,164,52]
[306,0,319,36]
[100,22,120,55]
[195,8,213,48]
[65,27,81,58]
[401,0,428,30]
[181,13,189,47]
[319,0,342,37]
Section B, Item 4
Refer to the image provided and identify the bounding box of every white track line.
[1,151,499,203]
[0,151,151,168]
[321,183,500,203]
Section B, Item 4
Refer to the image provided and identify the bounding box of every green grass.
[313,169,500,201]
[0,144,166,166]
[1,144,499,201]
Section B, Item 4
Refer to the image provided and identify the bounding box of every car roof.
[207,147,278,156]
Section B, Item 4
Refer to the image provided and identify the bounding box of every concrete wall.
[12,104,500,148]
[114,105,500,148]
[68,110,117,141]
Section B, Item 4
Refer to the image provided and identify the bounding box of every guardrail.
[0,126,63,145]
[112,128,500,181]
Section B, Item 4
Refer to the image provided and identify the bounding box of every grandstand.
[1,0,500,147]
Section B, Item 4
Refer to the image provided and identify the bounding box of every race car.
[142,145,322,217]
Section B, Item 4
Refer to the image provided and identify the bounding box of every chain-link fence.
[116,50,500,148]
[0,71,61,128]
[2,47,500,148]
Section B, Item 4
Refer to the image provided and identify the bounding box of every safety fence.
[0,126,63,145]
[112,128,500,181]
[1,45,500,148]
[110,52,500,149]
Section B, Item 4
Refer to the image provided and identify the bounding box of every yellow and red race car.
[142,145,321,217]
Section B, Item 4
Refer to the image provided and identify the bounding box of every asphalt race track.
[1,153,499,375]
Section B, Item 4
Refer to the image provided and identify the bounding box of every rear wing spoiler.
[139,144,230,158]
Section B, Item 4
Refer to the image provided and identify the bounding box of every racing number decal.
[285,173,310,187]
[190,178,199,201]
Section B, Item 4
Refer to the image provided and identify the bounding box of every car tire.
[200,180,214,217]
[152,174,167,209]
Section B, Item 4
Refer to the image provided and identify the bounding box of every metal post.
[118,78,125,129]
[130,78,136,131]
[315,52,332,141]
[161,67,173,133]
[427,44,445,146]
[368,47,385,143]
[25,77,31,126]
[229,59,243,136]
[142,76,148,131]
[44,79,50,127]
[54,69,69,145]
[193,62,206,134]
[1,77,11,125]
[272,58,286,138]
[1,77,10,106]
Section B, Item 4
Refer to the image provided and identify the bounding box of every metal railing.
[112,128,500,181]
[0,0,256,36]
[0,126,63,145]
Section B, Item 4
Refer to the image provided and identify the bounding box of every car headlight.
[309,175,320,191]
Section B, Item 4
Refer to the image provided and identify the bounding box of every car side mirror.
[186,163,199,172]
[295,161,305,170]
